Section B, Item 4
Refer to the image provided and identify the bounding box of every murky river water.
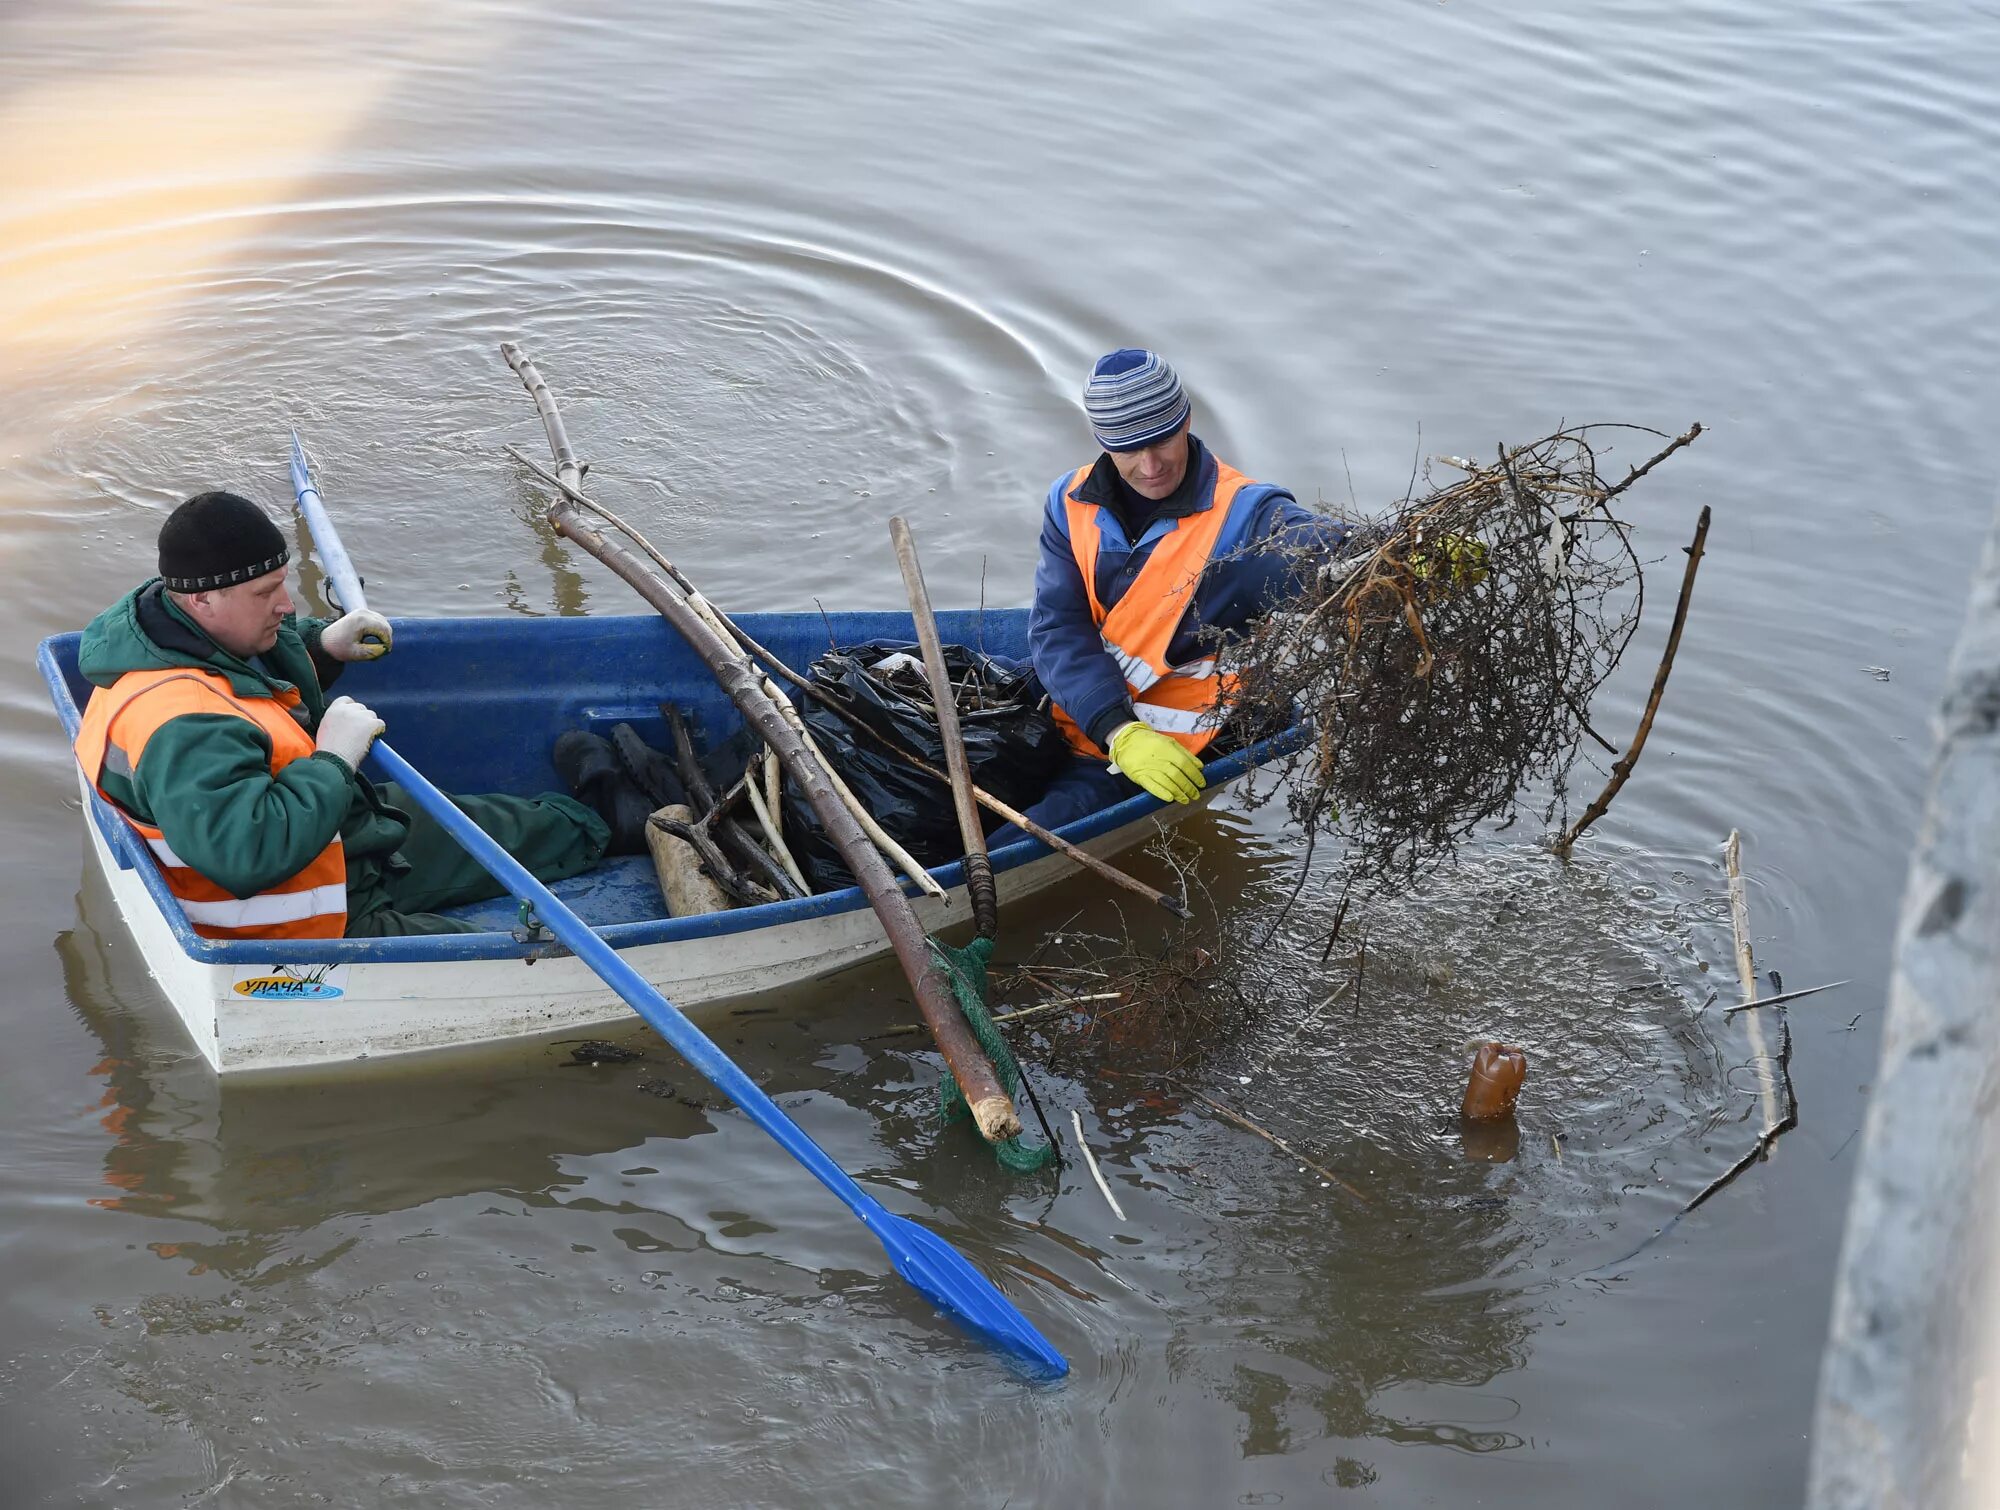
[3,2,1996,1505]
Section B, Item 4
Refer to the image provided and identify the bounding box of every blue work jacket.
[1029,435,1353,750]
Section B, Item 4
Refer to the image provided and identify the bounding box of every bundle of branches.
[1218,422,1701,894]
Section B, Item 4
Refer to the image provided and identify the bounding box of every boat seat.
[437,855,668,933]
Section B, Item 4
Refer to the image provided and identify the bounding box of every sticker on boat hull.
[232,964,346,1001]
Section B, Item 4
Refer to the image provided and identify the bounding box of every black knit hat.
[158,491,289,592]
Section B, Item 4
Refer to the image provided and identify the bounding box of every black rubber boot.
[609,723,687,810]
[552,730,653,856]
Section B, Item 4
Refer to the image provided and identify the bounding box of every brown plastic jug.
[1460,1042,1528,1121]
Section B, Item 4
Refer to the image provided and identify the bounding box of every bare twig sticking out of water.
[1581,835,1808,1274]
[1719,979,1852,1016]
[1555,504,1711,857]
[1728,831,1781,1138]
[1070,1111,1127,1222]
[1188,1090,1371,1205]
[1351,920,1369,1015]
[1317,885,1353,965]
[1681,831,1799,1214]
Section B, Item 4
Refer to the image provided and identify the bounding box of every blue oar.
[287,434,1067,1379]
[289,433,368,622]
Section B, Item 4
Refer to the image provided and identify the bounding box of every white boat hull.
[82,768,1197,1075]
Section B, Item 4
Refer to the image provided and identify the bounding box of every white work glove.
[320,609,393,662]
[315,695,385,771]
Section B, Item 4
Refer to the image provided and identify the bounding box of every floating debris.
[560,1039,645,1067]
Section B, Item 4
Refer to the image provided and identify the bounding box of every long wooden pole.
[889,516,999,939]
[1555,505,1710,858]
[499,342,1020,1143]
[504,437,1190,919]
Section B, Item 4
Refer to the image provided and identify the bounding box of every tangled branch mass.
[1217,423,1701,894]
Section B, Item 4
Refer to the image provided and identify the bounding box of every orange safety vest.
[1051,459,1259,758]
[73,669,348,939]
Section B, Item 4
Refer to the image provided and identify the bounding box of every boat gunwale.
[38,621,1303,967]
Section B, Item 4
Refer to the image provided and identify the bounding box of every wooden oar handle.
[888,515,1000,939]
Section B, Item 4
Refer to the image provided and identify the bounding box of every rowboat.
[40,608,1287,1075]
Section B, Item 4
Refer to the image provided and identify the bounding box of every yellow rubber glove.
[1108,720,1206,804]
[1409,533,1489,591]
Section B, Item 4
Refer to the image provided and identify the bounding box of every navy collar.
[1074,434,1217,537]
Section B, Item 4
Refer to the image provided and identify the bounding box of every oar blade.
[872,1211,1068,1380]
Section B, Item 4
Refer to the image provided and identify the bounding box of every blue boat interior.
[40,610,1290,967]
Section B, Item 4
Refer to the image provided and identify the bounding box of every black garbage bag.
[777,640,1072,892]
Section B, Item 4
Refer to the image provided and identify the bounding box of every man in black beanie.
[71,490,613,938]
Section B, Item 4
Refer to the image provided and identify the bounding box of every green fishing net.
[929,935,1054,1174]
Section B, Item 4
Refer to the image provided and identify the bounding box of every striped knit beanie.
[1083,348,1191,452]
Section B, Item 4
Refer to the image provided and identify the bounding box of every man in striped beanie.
[993,348,1356,841]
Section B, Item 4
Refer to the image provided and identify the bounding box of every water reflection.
[7,0,1989,1495]
[973,820,1739,1466]
[61,855,730,1271]
[40,770,1850,1500]
[514,477,592,617]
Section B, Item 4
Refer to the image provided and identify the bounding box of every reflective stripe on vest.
[180,883,349,931]
[72,668,348,941]
[1051,457,1261,758]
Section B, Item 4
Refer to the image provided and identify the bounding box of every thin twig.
[1317,885,1352,965]
[890,516,999,936]
[1555,505,1710,856]
[741,764,809,894]
[1727,829,1781,1137]
[1600,421,1705,503]
[1720,979,1852,1016]
[1070,1110,1127,1222]
[1678,831,1801,1214]
[1016,1067,1063,1171]
[1188,1090,1370,1205]
[862,993,1124,1040]
[1351,920,1368,1015]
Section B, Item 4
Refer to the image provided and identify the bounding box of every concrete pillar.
[1810,504,2000,1508]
